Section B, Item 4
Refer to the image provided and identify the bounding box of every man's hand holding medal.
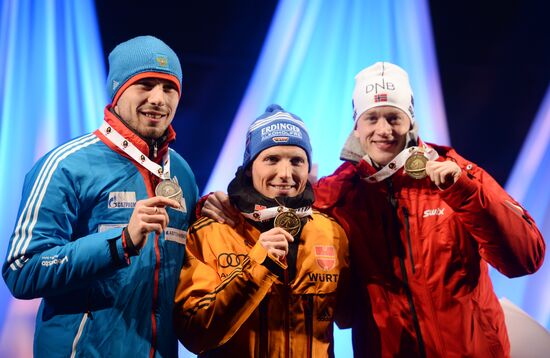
[127,183,182,250]
[405,148,462,189]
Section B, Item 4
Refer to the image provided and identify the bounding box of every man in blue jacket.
[3,35,199,357]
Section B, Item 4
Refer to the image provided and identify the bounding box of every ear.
[353,125,360,138]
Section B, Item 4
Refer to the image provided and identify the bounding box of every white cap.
[341,62,418,163]
[352,62,415,124]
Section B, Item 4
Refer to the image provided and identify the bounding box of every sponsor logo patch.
[318,308,332,321]
[98,223,126,232]
[165,227,186,245]
[41,255,68,267]
[423,207,445,218]
[108,192,136,209]
[261,123,302,141]
[314,245,336,271]
[307,272,339,282]
[217,252,247,268]
[272,136,289,143]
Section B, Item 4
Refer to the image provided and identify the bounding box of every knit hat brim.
[243,104,313,171]
[111,71,181,106]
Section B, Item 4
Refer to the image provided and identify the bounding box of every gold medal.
[404,150,428,179]
[155,180,183,202]
[274,209,302,236]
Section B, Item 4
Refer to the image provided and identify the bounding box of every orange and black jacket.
[173,211,350,357]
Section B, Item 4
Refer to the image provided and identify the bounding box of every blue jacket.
[3,107,198,357]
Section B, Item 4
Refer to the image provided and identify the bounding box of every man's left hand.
[425,160,462,189]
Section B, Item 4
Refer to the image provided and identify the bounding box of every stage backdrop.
[0,0,548,357]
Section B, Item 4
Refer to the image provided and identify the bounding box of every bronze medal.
[404,150,428,179]
[274,209,301,236]
[155,180,183,202]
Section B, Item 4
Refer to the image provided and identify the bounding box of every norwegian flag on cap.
[374,93,388,102]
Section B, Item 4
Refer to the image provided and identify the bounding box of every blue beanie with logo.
[106,35,183,105]
[243,104,312,171]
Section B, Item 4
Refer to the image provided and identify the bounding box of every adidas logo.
[317,308,332,321]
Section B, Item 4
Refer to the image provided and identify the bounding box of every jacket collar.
[102,105,176,162]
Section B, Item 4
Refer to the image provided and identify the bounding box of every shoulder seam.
[7,134,100,270]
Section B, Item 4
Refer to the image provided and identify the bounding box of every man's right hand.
[258,227,294,260]
[201,191,240,227]
[127,196,181,249]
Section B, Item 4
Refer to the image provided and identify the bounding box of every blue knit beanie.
[243,104,312,171]
[106,35,183,104]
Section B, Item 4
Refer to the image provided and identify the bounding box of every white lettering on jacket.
[165,228,187,245]
[41,255,68,267]
[423,208,445,218]
[108,192,136,209]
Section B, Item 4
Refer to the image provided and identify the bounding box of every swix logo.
[423,208,445,218]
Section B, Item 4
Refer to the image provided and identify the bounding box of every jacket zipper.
[284,270,290,358]
[153,141,158,158]
[149,233,161,358]
[70,311,92,358]
[304,295,314,358]
[402,207,416,274]
[259,297,269,357]
[387,180,426,357]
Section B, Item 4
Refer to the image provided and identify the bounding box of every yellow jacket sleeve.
[173,230,282,354]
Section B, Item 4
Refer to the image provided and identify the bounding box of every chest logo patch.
[165,227,186,245]
[314,245,336,271]
[108,192,136,209]
[423,207,445,218]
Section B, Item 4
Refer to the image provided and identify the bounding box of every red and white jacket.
[313,142,545,357]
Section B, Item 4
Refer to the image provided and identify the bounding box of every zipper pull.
[153,141,158,158]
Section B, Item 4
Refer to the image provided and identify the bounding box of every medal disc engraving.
[155,180,183,201]
[404,152,428,179]
[274,210,302,236]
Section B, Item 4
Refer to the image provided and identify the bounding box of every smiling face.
[354,106,411,166]
[250,146,309,198]
[114,77,180,139]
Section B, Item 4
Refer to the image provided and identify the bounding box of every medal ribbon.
[362,144,439,183]
[241,206,313,222]
[99,121,171,180]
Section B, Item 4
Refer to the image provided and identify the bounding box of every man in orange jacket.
[173,105,350,357]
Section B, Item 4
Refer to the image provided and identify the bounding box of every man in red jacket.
[202,62,545,357]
